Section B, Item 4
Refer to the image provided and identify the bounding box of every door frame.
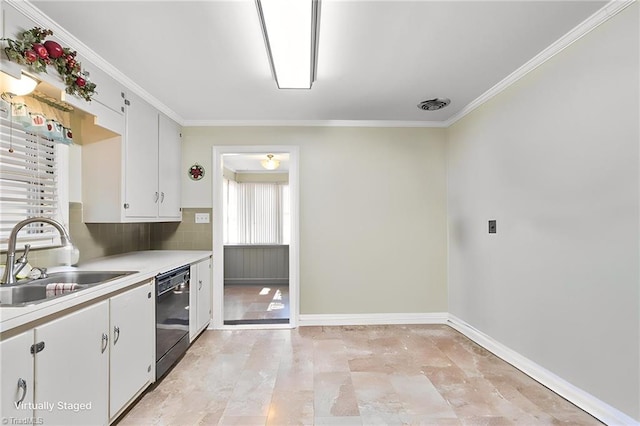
[211,145,299,329]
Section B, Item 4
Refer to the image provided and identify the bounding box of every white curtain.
[224,180,289,245]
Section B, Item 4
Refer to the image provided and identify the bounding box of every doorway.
[212,146,299,329]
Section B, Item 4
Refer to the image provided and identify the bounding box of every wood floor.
[118,325,601,425]
[224,284,290,324]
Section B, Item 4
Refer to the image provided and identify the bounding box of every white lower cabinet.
[189,257,212,341]
[35,301,110,425]
[109,282,154,420]
[0,281,154,426]
[0,330,34,420]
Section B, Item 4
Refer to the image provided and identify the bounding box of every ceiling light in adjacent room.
[261,154,280,170]
[256,0,320,89]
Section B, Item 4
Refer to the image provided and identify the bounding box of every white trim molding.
[5,0,633,129]
[183,120,447,128]
[447,314,639,426]
[211,145,300,330]
[444,0,636,127]
[298,312,449,327]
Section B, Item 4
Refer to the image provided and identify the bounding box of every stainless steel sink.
[0,271,136,306]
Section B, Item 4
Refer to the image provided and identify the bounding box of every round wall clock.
[188,164,205,181]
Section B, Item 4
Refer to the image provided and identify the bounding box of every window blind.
[223,179,289,245]
[237,182,283,244]
[0,113,62,249]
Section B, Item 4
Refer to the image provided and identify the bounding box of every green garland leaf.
[1,27,97,102]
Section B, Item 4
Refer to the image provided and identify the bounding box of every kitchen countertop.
[0,250,212,335]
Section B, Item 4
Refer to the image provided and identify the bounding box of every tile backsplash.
[12,204,212,269]
[150,208,213,251]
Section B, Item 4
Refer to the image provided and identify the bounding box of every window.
[223,179,289,245]
[0,104,68,250]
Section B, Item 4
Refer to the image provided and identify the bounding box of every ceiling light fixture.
[0,71,38,98]
[261,154,280,170]
[256,0,321,89]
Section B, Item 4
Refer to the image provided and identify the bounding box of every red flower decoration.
[189,165,205,181]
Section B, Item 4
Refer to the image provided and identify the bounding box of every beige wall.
[447,4,639,420]
[182,126,448,314]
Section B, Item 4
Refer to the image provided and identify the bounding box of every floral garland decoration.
[2,27,97,102]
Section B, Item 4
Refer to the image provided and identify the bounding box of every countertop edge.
[0,250,212,335]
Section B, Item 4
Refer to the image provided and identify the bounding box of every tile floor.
[118,325,602,426]
[224,284,290,323]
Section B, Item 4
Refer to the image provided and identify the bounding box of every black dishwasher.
[155,265,190,379]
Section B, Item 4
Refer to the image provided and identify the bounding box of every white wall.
[182,126,448,315]
[447,4,639,421]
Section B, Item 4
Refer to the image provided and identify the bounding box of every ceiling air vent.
[418,98,450,111]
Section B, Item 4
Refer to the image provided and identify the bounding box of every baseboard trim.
[297,312,449,327]
[447,314,638,426]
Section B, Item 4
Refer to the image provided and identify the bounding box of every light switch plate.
[195,213,210,224]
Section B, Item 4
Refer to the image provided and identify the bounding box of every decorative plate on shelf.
[188,164,205,181]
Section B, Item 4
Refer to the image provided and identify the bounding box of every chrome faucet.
[1,217,74,285]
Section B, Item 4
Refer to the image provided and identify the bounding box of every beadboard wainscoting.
[224,245,289,285]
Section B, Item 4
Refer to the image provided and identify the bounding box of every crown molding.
[443,0,636,128]
[6,0,633,129]
[182,119,447,128]
[6,0,184,125]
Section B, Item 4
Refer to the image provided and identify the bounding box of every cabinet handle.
[154,192,159,203]
[101,333,109,353]
[16,378,27,404]
[114,326,120,345]
[199,279,203,290]
[160,192,165,203]
[30,341,45,354]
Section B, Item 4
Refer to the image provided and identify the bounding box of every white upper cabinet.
[82,93,182,223]
[158,113,182,219]
[3,1,182,223]
[123,91,160,218]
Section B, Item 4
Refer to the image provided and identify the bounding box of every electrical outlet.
[488,220,497,234]
[195,213,210,224]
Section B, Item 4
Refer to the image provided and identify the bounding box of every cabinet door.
[158,114,182,219]
[110,282,154,419]
[34,301,109,425]
[197,258,212,332]
[189,263,198,341]
[0,331,34,419]
[124,92,159,218]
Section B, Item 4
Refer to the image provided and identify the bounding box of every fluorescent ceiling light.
[256,0,320,89]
